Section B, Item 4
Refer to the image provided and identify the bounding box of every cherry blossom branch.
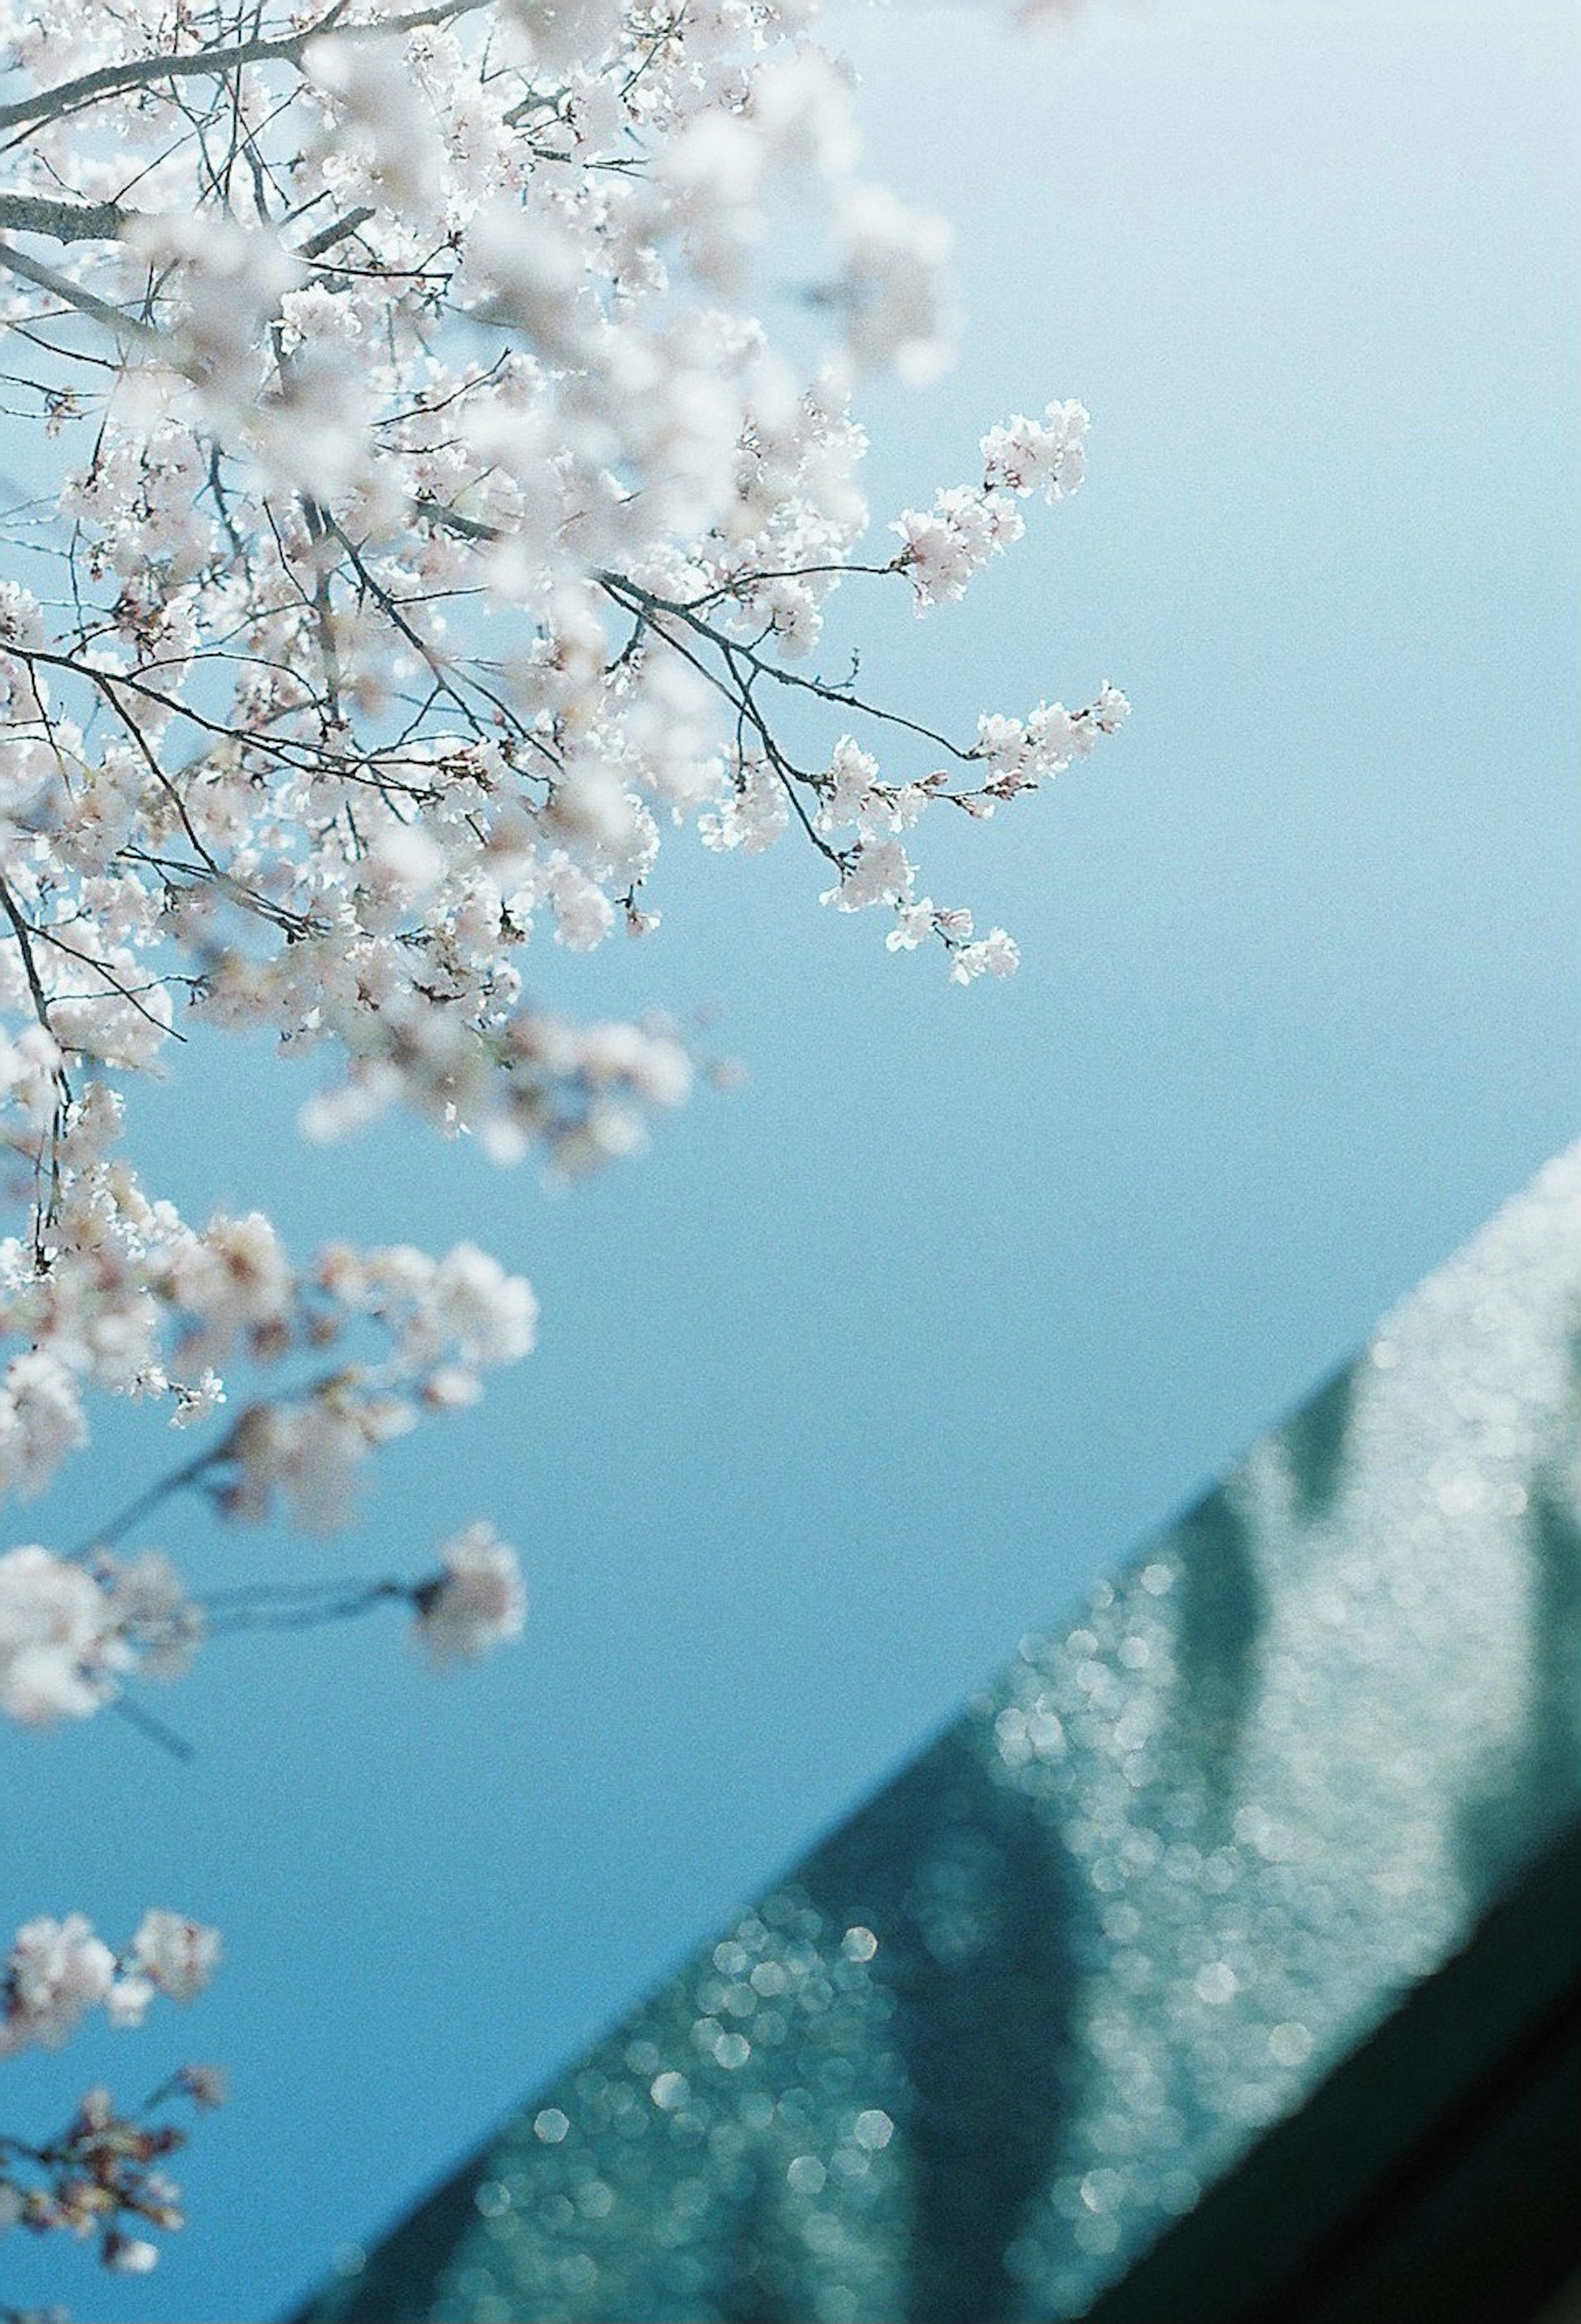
[598,570,978,764]
[296,204,376,260]
[0,240,157,341]
[0,1,492,138]
[0,16,1128,2299]
[0,192,132,242]
[0,1913,222,2279]
[65,1438,235,1563]
[0,875,63,1050]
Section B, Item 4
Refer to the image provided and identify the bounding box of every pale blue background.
[2,2,1577,2317]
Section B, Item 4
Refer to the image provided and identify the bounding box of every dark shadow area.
[287,2144,504,2324]
[1164,1486,1267,1836]
[1282,1363,1359,1525]
[1085,1813,1581,2324]
[1455,1472,1581,1909]
[1519,1477,1581,1809]
[720,2170,799,2324]
[800,1724,1085,2324]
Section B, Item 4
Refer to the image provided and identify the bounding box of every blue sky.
[2,2,1577,2317]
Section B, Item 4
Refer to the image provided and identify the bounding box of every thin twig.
[109,1690,195,1762]
[0,0,491,137]
[0,237,158,341]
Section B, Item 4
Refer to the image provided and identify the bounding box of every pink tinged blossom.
[980,399,1089,502]
[74,2085,115,2135]
[0,1025,63,1134]
[546,854,618,951]
[886,900,937,953]
[699,763,789,856]
[168,1211,293,1357]
[837,184,957,385]
[414,1524,527,1667]
[229,1389,417,1535]
[131,1910,222,2003]
[2,1905,219,2055]
[304,35,445,218]
[423,1365,484,1412]
[815,737,881,834]
[501,0,625,79]
[1027,701,1079,772]
[171,1370,226,1430]
[656,112,768,292]
[578,1023,692,1109]
[0,579,44,653]
[427,1246,539,1366]
[820,838,916,914]
[105,1551,203,1682]
[977,714,1029,776]
[950,928,1021,986]
[0,1915,115,2054]
[357,823,448,933]
[0,1544,124,1725]
[891,485,1024,611]
[0,1351,88,1499]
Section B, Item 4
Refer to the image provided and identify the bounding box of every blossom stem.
[109,1691,195,1762]
[66,1438,234,1562]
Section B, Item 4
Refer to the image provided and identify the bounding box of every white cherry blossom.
[0,1916,115,2054]
[129,1910,222,2004]
[0,1545,125,1723]
[0,0,1126,2289]
[414,1521,528,1665]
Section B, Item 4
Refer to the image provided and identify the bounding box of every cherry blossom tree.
[0,0,1124,2297]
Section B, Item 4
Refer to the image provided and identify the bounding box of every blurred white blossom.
[415,1523,527,1666]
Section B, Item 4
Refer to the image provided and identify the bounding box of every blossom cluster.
[0,0,1123,1728]
[0,0,1125,2289]
[1,1910,219,2058]
[0,1515,526,1727]
[0,0,1123,1149]
[0,1059,538,1513]
[0,2067,223,2282]
[0,1909,221,2278]
[892,399,1089,609]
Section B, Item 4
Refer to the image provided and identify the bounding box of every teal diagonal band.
[291,1144,1581,2324]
